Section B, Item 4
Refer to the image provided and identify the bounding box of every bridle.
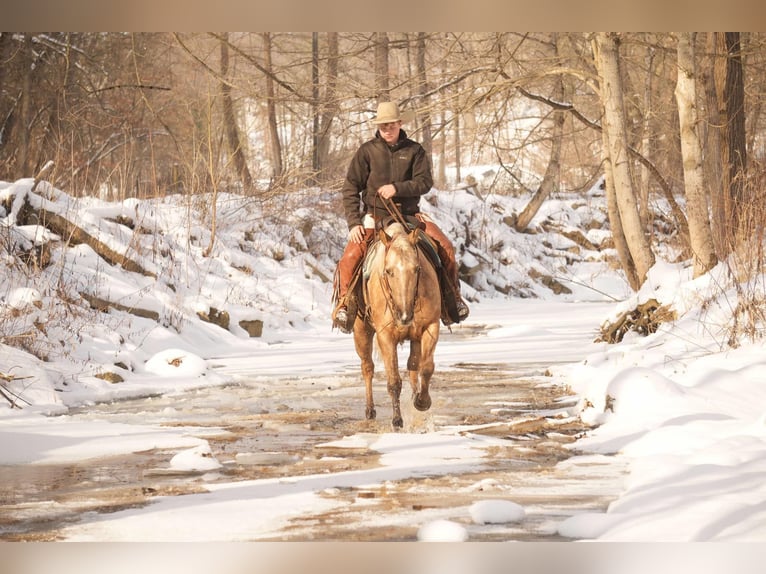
[379,235,421,321]
[376,196,423,324]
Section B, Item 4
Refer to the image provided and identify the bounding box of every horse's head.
[380,223,421,326]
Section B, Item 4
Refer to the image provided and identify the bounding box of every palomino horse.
[353,222,442,429]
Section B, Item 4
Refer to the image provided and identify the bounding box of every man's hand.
[377,184,396,200]
[348,224,365,243]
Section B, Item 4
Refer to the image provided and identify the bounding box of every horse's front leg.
[413,325,439,412]
[378,334,403,429]
[353,319,376,421]
[408,339,430,411]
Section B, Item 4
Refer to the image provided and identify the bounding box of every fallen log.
[80,292,160,321]
[20,195,155,278]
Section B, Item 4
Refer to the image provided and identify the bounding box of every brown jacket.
[340,129,433,230]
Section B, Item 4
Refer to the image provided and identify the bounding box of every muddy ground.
[0,359,625,541]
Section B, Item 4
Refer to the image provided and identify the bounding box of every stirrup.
[456,299,470,322]
[333,307,352,334]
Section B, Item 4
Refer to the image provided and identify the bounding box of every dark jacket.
[340,129,433,230]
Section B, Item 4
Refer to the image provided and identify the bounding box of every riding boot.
[439,250,470,323]
[417,216,470,324]
[332,230,373,332]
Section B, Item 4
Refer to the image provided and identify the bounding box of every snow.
[469,499,526,524]
[417,519,469,541]
[2,171,766,560]
[143,348,209,378]
[0,416,207,465]
[169,443,223,472]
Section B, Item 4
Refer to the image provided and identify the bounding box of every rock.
[95,371,124,384]
[198,307,230,329]
[239,319,263,337]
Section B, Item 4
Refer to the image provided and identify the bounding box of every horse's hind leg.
[353,320,376,420]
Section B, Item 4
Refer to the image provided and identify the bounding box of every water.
[0,361,626,541]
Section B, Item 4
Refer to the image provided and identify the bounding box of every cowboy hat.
[371,101,414,124]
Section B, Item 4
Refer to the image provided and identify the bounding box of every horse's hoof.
[413,393,431,412]
[392,416,403,429]
[366,407,377,420]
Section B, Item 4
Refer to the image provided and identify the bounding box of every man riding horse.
[332,101,469,333]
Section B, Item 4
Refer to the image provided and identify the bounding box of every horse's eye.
[385,268,394,276]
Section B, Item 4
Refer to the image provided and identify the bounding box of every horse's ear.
[379,229,392,246]
[408,229,419,246]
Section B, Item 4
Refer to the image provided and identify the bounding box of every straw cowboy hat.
[371,101,415,124]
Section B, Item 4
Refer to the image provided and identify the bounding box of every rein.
[380,196,410,230]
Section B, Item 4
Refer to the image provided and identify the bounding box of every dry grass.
[713,169,766,347]
[596,298,677,344]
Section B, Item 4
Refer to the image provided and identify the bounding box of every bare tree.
[600,110,640,290]
[593,32,655,289]
[311,33,321,177]
[414,33,433,155]
[375,33,390,100]
[17,34,34,176]
[220,33,253,191]
[637,43,656,229]
[515,34,566,231]
[315,32,339,180]
[702,33,725,254]
[262,32,284,183]
[713,32,747,249]
[675,32,717,277]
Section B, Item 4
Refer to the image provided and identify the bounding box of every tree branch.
[207,33,303,100]
[90,84,171,93]
[517,86,689,241]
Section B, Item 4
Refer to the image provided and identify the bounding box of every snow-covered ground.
[3,171,766,561]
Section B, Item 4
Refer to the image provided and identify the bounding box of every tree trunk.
[17,34,34,177]
[515,108,564,230]
[714,32,747,248]
[702,32,726,256]
[675,32,717,277]
[515,35,565,231]
[436,109,447,188]
[262,32,283,182]
[638,45,655,230]
[311,32,320,176]
[316,32,339,181]
[454,108,461,184]
[0,33,14,174]
[375,33,390,100]
[219,33,252,191]
[602,123,639,290]
[593,32,655,288]
[415,33,433,156]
